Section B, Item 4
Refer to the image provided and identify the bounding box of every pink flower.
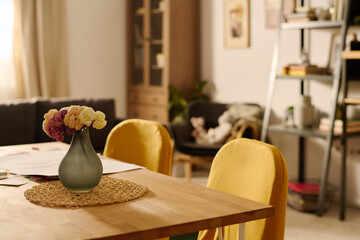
[45,110,67,141]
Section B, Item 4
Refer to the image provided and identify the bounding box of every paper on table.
[0,150,144,177]
[0,147,27,157]
[0,175,32,186]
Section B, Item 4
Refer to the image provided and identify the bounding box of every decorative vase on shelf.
[59,127,103,193]
[294,95,315,129]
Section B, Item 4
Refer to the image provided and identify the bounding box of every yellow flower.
[44,109,58,120]
[64,105,85,130]
[42,109,58,132]
[79,107,96,127]
[93,111,107,129]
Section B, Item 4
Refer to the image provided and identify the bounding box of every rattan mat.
[24,176,148,208]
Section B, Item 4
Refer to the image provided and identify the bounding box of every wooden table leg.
[185,161,192,182]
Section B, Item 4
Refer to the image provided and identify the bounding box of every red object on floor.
[288,182,320,195]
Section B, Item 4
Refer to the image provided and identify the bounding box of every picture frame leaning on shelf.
[327,32,356,74]
[264,0,295,29]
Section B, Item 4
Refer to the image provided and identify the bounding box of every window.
[0,0,16,99]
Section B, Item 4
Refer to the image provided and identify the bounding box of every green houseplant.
[168,81,210,123]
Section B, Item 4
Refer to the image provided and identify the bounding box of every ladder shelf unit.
[261,0,350,220]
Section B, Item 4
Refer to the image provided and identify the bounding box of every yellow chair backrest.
[103,119,172,175]
[198,138,288,240]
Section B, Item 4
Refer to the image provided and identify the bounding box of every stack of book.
[287,182,332,212]
[282,64,327,76]
[285,8,317,23]
[319,118,360,134]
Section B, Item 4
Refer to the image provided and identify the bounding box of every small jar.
[294,95,315,129]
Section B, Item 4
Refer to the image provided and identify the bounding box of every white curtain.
[13,0,69,98]
[0,0,17,100]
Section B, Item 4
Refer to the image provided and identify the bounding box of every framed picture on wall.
[224,0,250,48]
[265,0,295,29]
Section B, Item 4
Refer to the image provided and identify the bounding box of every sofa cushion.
[0,99,37,146]
[36,97,117,151]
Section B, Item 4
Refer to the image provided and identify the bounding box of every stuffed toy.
[190,117,208,145]
[206,111,235,145]
[190,111,235,145]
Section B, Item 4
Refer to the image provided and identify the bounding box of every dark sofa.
[0,97,122,152]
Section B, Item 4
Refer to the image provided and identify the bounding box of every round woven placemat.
[24,176,148,208]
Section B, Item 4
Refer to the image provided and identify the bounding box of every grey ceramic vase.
[59,127,103,193]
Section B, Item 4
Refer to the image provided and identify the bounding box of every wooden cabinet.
[127,0,199,123]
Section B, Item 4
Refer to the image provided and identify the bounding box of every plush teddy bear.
[206,111,235,145]
[190,117,208,145]
[190,111,235,146]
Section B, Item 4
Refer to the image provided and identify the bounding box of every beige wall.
[66,0,127,118]
[65,0,360,207]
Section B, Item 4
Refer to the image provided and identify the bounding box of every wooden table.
[0,142,274,240]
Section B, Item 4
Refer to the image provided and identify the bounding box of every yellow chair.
[198,138,288,240]
[103,119,172,176]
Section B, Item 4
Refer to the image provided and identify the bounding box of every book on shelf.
[287,191,318,212]
[282,64,327,76]
[287,190,331,212]
[285,17,317,23]
[288,182,320,195]
[320,118,360,128]
[134,24,143,43]
[287,181,332,212]
[133,47,144,68]
[319,118,360,134]
[285,8,317,23]
[294,6,314,13]
[136,7,145,15]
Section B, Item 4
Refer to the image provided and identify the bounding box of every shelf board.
[135,8,145,16]
[151,9,163,14]
[268,124,360,139]
[151,65,163,70]
[344,98,360,104]
[151,39,163,45]
[268,124,341,139]
[342,51,360,59]
[133,67,144,70]
[276,74,333,82]
[281,20,343,30]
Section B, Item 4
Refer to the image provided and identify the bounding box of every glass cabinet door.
[130,0,164,88]
[131,0,145,86]
[150,0,163,87]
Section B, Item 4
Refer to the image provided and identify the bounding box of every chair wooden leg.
[218,227,223,240]
[185,161,192,182]
[238,223,245,240]
[173,152,213,182]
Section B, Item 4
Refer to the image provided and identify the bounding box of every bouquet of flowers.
[43,105,107,142]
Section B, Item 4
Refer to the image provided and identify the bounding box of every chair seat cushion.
[178,141,222,156]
